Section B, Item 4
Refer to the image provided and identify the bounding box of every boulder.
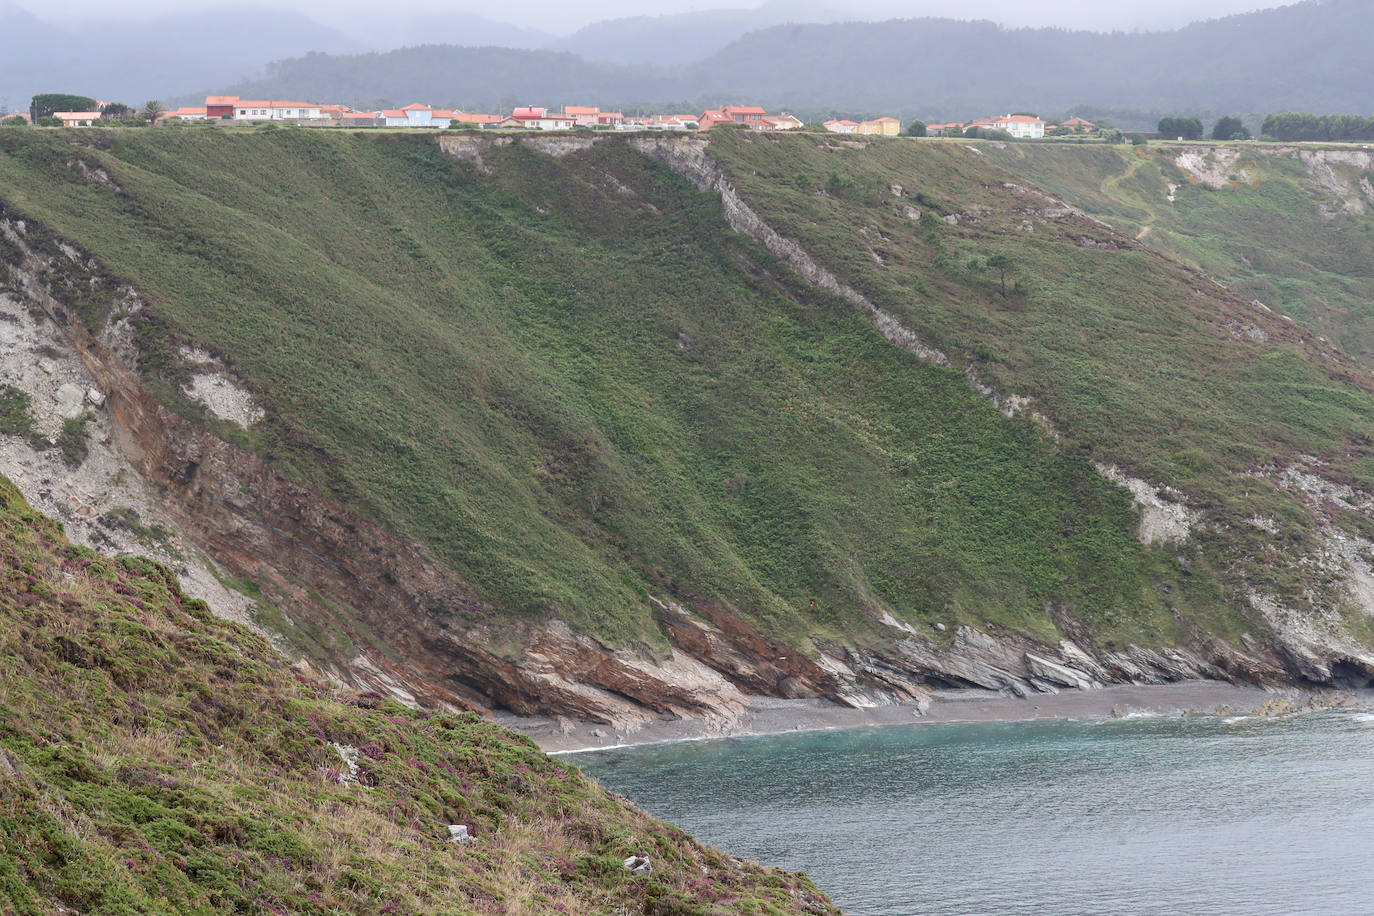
[447,824,473,845]
[56,382,85,419]
[623,855,652,876]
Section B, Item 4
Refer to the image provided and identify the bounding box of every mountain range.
[6,1,1374,124]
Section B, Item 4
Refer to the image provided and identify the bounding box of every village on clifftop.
[12,95,1107,140]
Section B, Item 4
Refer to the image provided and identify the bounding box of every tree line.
[2,94,166,127]
[1157,112,1374,143]
[1156,116,1250,141]
[1259,112,1374,142]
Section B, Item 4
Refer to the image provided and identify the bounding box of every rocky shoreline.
[505,680,1361,755]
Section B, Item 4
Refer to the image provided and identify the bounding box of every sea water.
[574,710,1374,915]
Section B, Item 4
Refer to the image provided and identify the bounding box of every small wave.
[1098,709,1166,723]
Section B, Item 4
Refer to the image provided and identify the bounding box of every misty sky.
[33,0,1291,35]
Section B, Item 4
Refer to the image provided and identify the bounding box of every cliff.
[0,128,1372,741]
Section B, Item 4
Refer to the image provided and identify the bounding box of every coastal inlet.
[576,706,1374,915]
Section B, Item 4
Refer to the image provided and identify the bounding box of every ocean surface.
[574,709,1374,915]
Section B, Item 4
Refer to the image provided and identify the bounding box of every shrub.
[0,385,37,438]
[57,414,91,467]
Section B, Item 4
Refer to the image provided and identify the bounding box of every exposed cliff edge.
[2,130,1373,744]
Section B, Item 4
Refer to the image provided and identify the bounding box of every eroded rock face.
[0,281,261,634]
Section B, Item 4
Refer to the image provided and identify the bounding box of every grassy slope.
[978,141,1374,368]
[704,131,1374,631]
[0,126,1214,656]
[0,475,834,915]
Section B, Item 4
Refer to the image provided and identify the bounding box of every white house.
[381,104,451,128]
[987,114,1045,139]
[511,108,575,130]
[53,111,100,127]
[233,101,325,121]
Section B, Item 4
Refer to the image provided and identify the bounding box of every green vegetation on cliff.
[0,475,834,914]
[0,128,1220,658]
[702,130,1374,638]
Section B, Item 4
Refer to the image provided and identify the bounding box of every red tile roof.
[565,106,599,115]
[205,95,239,105]
[401,103,430,111]
[724,105,766,115]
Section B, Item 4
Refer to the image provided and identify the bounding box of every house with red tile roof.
[381,104,452,128]
[205,95,238,119]
[697,109,734,131]
[823,119,859,134]
[765,113,804,130]
[341,111,383,127]
[924,122,963,136]
[452,112,501,126]
[563,105,601,127]
[511,109,574,130]
[723,105,767,126]
[856,116,901,136]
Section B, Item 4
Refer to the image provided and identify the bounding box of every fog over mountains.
[3,0,1370,124]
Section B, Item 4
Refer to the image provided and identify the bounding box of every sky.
[27,0,1291,34]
